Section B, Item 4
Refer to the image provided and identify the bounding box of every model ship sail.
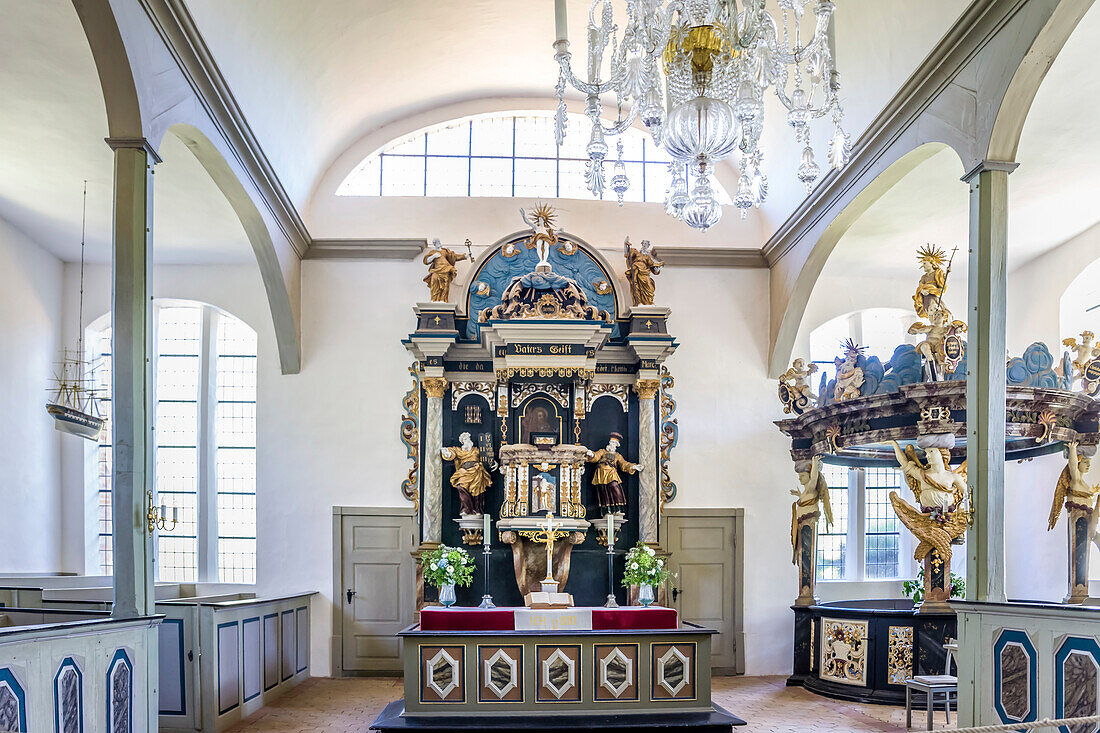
[45,180,106,441]
[46,351,105,440]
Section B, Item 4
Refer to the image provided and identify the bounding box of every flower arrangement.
[902,567,965,603]
[621,543,670,588]
[421,545,474,589]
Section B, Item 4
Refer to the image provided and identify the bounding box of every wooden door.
[339,511,417,673]
[662,510,743,673]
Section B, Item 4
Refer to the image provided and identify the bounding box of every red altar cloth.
[419,606,678,632]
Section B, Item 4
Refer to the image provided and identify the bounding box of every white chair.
[905,641,958,730]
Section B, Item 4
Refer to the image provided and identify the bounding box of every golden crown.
[917,244,947,268]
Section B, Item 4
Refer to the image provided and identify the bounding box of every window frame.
[85,300,257,584]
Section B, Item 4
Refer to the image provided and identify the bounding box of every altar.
[370,606,743,731]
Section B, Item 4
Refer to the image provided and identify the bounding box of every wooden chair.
[905,641,958,730]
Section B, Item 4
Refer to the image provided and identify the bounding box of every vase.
[439,582,457,608]
[638,583,655,607]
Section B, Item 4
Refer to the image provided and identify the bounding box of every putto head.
[917,244,947,269]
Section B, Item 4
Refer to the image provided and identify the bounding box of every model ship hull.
[46,403,105,440]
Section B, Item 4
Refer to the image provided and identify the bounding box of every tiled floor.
[224,675,954,732]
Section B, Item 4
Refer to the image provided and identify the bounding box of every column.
[106,138,159,618]
[422,377,448,544]
[635,379,661,543]
[963,160,1016,604]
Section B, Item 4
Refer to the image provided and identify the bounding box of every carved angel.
[1063,331,1100,385]
[779,358,818,413]
[888,440,969,564]
[1049,441,1100,530]
[519,203,560,269]
[908,304,967,380]
[790,456,833,563]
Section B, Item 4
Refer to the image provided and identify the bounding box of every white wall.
[0,217,64,573]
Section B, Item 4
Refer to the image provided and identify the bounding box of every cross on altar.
[533,512,562,585]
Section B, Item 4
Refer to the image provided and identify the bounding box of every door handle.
[346,589,356,604]
[671,586,680,602]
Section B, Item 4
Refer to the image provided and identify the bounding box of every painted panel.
[53,657,83,733]
[1055,636,1100,733]
[281,610,296,682]
[594,644,638,702]
[106,650,133,733]
[242,617,261,703]
[820,618,868,687]
[887,626,914,685]
[296,607,309,674]
[0,667,26,733]
[419,646,466,703]
[993,628,1038,726]
[535,645,581,703]
[157,618,186,716]
[263,614,279,691]
[477,645,523,703]
[217,621,240,715]
[651,642,697,701]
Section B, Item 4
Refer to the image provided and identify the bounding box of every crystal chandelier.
[552,0,849,231]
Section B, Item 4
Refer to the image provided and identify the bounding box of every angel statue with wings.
[888,439,969,602]
[1048,441,1100,602]
[790,456,833,604]
[1063,331,1100,387]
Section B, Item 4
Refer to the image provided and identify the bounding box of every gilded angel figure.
[1049,441,1100,530]
[888,440,969,565]
[790,456,833,564]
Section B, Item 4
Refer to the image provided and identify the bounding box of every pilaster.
[107,139,156,618]
[422,377,448,543]
[635,379,660,543]
[963,160,1015,604]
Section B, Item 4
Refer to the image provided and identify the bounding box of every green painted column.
[962,160,1016,604]
[106,138,159,618]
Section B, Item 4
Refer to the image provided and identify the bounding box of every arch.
[1060,254,1100,339]
[163,123,300,374]
[457,229,629,321]
[987,0,1097,162]
[768,142,962,376]
[70,0,142,138]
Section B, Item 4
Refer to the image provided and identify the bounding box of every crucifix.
[536,511,562,586]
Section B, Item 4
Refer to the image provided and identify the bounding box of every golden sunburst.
[531,201,557,229]
[916,244,947,268]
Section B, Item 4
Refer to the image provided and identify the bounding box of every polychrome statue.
[912,244,948,319]
[585,432,642,516]
[908,304,967,381]
[519,203,566,269]
[790,456,833,564]
[833,340,865,402]
[442,431,494,516]
[779,358,818,414]
[1063,331,1100,387]
[422,238,468,302]
[1049,441,1100,602]
[624,238,664,306]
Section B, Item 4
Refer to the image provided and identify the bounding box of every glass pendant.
[683,172,722,231]
[663,97,739,164]
[797,145,820,192]
[665,163,689,219]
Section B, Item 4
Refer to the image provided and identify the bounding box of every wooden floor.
[224,675,954,733]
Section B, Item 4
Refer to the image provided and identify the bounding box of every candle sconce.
[146,490,179,533]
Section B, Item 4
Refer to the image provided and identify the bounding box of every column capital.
[105,137,163,165]
[960,159,1018,184]
[634,379,661,400]
[422,377,448,399]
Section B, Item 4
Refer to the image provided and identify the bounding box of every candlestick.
[479,514,495,608]
[605,513,618,608]
[554,0,568,44]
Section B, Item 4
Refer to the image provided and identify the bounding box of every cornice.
[653,246,767,268]
[305,239,426,260]
[139,0,312,258]
[761,0,1029,266]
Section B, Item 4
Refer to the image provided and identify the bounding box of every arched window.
[88,301,257,583]
[337,111,732,204]
[807,308,920,582]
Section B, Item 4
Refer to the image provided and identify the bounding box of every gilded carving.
[400,365,421,516]
[422,239,468,302]
[511,383,570,409]
[834,340,866,401]
[624,238,663,306]
[422,377,448,399]
[1049,441,1100,530]
[778,358,818,415]
[913,244,948,319]
[588,382,630,411]
[634,379,661,400]
[1063,331,1100,388]
[820,619,868,686]
[659,366,679,510]
[887,626,914,685]
[497,367,594,381]
[451,381,495,411]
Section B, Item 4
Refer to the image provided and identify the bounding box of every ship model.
[46,181,106,441]
[45,351,105,440]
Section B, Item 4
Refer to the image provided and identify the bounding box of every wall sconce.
[146,490,179,533]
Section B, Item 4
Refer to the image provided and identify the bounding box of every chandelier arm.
[597,104,640,137]
[556,53,629,96]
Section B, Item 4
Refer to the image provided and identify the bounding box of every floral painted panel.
[820,618,868,687]
[887,626,914,685]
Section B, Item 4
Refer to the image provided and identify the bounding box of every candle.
[606,512,614,546]
[160,504,167,520]
[483,512,490,546]
[554,0,568,44]
[173,506,179,522]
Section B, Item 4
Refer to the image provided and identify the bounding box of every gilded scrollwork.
[634,379,661,400]
[496,367,595,381]
[422,377,448,399]
[820,619,868,687]
[451,381,496,411]
[887,626,914,685]
[588,382,630,411]
[659,366,679,510]
[511,382,570,409]
[400,365,421,516]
